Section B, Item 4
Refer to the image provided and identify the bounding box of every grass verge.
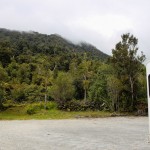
[0,103,114,120]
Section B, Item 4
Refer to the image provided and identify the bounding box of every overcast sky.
[0,0,150,59]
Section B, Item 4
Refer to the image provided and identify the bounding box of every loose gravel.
[0,117,150,150]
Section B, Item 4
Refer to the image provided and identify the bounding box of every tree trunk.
[0,97,3,110]
[84,88,87,101]
[129,76,134,110]
[44,93,47,110]
[44,77,48,110]
[83,74,87,101]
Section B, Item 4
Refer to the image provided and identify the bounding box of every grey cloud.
[0,0,150,59]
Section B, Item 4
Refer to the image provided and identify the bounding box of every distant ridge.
[0,28,109,60]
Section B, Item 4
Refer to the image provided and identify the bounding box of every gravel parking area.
[0,117,150,150]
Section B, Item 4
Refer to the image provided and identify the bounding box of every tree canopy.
[0,29,147,113]
[110,33,146,111]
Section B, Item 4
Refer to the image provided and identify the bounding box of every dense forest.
[0,28,147,113]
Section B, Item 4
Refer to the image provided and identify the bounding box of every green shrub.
[57,99,105,111]
[26,106,36,115]
[3,99,14,107]
[26,103,42,115]
[26,102,57,115]
[45,102,57,110]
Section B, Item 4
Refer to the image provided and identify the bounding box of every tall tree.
[0,41,12,67]
[110,33,145,111]
[107,75,123,111]
[78,54,92,101]
[0,64,8,109]
[33,55,53,109]
[50,72,75,108]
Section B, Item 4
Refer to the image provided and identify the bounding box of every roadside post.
[146,61,150,142]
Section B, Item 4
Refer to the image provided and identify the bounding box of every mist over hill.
[0,28,109,61]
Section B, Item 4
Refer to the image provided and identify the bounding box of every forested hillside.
[0,28,108,61]
[0,28,147,113]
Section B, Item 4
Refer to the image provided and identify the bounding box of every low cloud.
[0,0,150,58]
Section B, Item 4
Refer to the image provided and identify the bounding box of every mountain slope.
[0,28,109,60]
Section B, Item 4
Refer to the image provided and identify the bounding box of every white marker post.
[146,61,150,142]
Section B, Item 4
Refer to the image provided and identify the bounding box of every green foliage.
[110,33,146,111]
[26,105,36,115]
[88,79,107,103]
[45,101,57,110]
[50,72,75,106]
[107,75,123,111]
[0,64,8,109]
[11,83,27,102]
[0,64,8,81]
[0,28,109,61]
[24,84,44,102]
[0,28,147,113]
[0,103,112,120]
[78,54,93,101]
[0,41,13,67]
[88,63,112,110]
[0,89,4,109]
[26,102,57,115]
[57,99,108,111]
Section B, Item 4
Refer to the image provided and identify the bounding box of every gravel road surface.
[0,117,150,150]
